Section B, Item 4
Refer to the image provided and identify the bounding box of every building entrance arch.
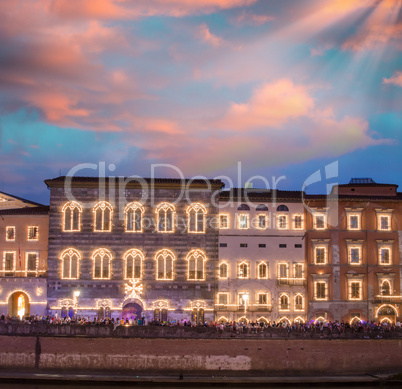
[122,299,143,320]
[8,291,30,318]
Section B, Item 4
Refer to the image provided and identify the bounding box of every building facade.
[217,189,306,324]
[45,176,223,323]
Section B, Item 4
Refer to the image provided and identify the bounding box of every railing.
[216,305,272,312]
[277,278,305,286]
[373,295,402,304]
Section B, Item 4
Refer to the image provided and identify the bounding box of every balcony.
[277,278,305,286]
[215,304,272,312]
[373,295,402,304]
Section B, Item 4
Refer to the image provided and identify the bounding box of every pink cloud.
[217,79,315,130]
[232,11,273,26]
[383,71,402,87]
[198,24,223,47]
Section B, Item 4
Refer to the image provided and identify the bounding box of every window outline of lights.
[187,203,207,234]
[257,261,268,279]
[313,213,326,230]
[3,251,16,276]
[62,201,82,232]
[346,209,362,231]
[60,248,81,280]
[92,248,113,280]
[347,242,362,265]
[294,293,304,311]
[123,249,144,280]
[93,201,113,232]
[278,262,289,279]
[155,249,176,281]
[6,226,16,241]
[375,209,392,231]
[238,291,250,306]
[256,214,268,230]
[293,263,304,279]
[124,202,145,233]
[218,261,229,279]
[314,281,328,301]
[238,213,250,230]
[380,279,392,296]
[257,292,269,305]
[27,226,39,241]
[378,246,392,266]
[186,249,207,281]
[155,202,176,233]
[276,215,288,230]
[217,292,229,305]
[314,247,327,265]
[348,280,362,301]
[293,214,303,230]
[238,261,249,279]
[219,214,229,229]
[25,251,38,277]
[279,293,290,311]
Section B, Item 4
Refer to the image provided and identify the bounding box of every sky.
[0,0,401,204]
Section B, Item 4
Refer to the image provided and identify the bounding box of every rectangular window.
[26,252,38,277]
[314,215,325,230]
[219,243,227,248]
[315,282,326,300]
[277,215,287,229]
[27,226,39,241]
[258,293,268,305]
[238,263,249,278]
[240,243,247,248]
[349,247,361,264]
[258,244,266,248]
[294,263,303,279]
[379,248,391,265]
[279,264,288,278]
[238,293,249,306]
[218,293,228,305]
[238,214,249,229]
[279,244,287,248]
[293,215,303,229]
[315,247,326,264]
[379,215,390,231]
[350,282,361,300]
[219,214,229,229]
[257,215,267,229]
[6,227,15,241]
[348,215,359,230]
[4,252,15,276]
[295,244,302,248]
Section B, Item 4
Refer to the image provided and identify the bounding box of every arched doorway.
[377,304,397,324]
[8,291,30,318]
[122,300,143,320]
[191,308,204,324]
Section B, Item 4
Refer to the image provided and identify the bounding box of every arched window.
[92,248,112,279]
[381,280,391,296]
[186,249,207,280]
[97,300,112,319]
[125,202,144,232]
[93,201,113,232]
[256,204,268,211]
[295,294,304,310]
[219,262,228,279]
[187,203,207,233]
[237,203,250,211]
[258,262,268,279]
[124,249,144,279]
[280,294,289,310]
[60,248,81,279]
[156,203,175,233]
[155,249,175,280]
[277,205,289,212]
[62,201,82,231]
[238,261,249,279]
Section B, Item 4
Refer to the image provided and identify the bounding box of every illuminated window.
[187,203,207,234]
[3,251,15,276]
[349,281,362,300]
[293,215,303,229]
[27,226,38,241]
[238,292,249,306]
[313,214,326,230]
[238,261,249,279]
[376,209,392,231]
[279,294,289,310]
[124,249,144,279]
[278,263,288,278]
[381,279,391,296]
[277,215,288,230]
[315,247,327,265]
[257,215,267,230]
[257,293,268,305]
[346,240,364,265]
[187,249,207,280]
[155,249,175,280]
[238,214,249,229]
[26,252,38,277]
[315,281,327,300]
[60,248,80,279]
[258,262,268,279]
[219,214,229,229]
[62,201,82,231]
[349,215,359,230]
[294,263,303,278]
[92,248,112,279]
[217,293,228,305]
[156,203,176,233]
[219,262,228,279]
[125,202,144,232]
[295,294,304,311]
[379,247,391,265]
[6,226,15,241]
[93,202,113,232]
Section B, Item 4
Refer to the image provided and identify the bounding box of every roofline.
[0,190,45,207]
[0,206,49,216]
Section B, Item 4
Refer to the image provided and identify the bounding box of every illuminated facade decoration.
[218,261,228,279]
[93,201,113,232]
[62,201,82,231]
[156,202,176,233]
[186,249,207,280]
[92,248,112,279]
[155,249,175,280]
[187,203,207,233]
[27,226,39,241]
[6,226,15,241]
[124,202,144,232]
[219,214,229,229]
[124,249,144,279]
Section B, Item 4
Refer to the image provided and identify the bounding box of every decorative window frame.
[293,214,304,230]
[311,209,328,230]
[155,249,176,281]
[123,249,145,280]
[6,226,16,241]
[91,248,113,280]
[217,292,229,305]
[293,263,304,279]
[219,214,229,229]
[346,240,364,265]
[124,202,145,233]
[93,201,113,232]
[155,202,176,233]
[277,262,289,280]
[3,251,16,273]
[25,251,39,277]
[257,261,269,279]
[346,274,364,301]
[186,203,207,234]
[276,214,288,230]
[237,261,250,279]
[27,226,39,241]
[312,273,330,301]
[311,239,330,265]
[294,293,304,311]
[238,292,250,306]
[377,240,393,266]
[60,248,81,280]
[256,214,268,230]
[218,261,229,279]
[62,201,82,232]
[279,293,290,311]
[186,249,207,281]
[256,292,269,305]
[376,273,395,296]
[375,209,393,231]
[345,208,363,231]
[237,213,250,230]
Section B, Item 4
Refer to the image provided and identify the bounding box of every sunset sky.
[0,0,401,203]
